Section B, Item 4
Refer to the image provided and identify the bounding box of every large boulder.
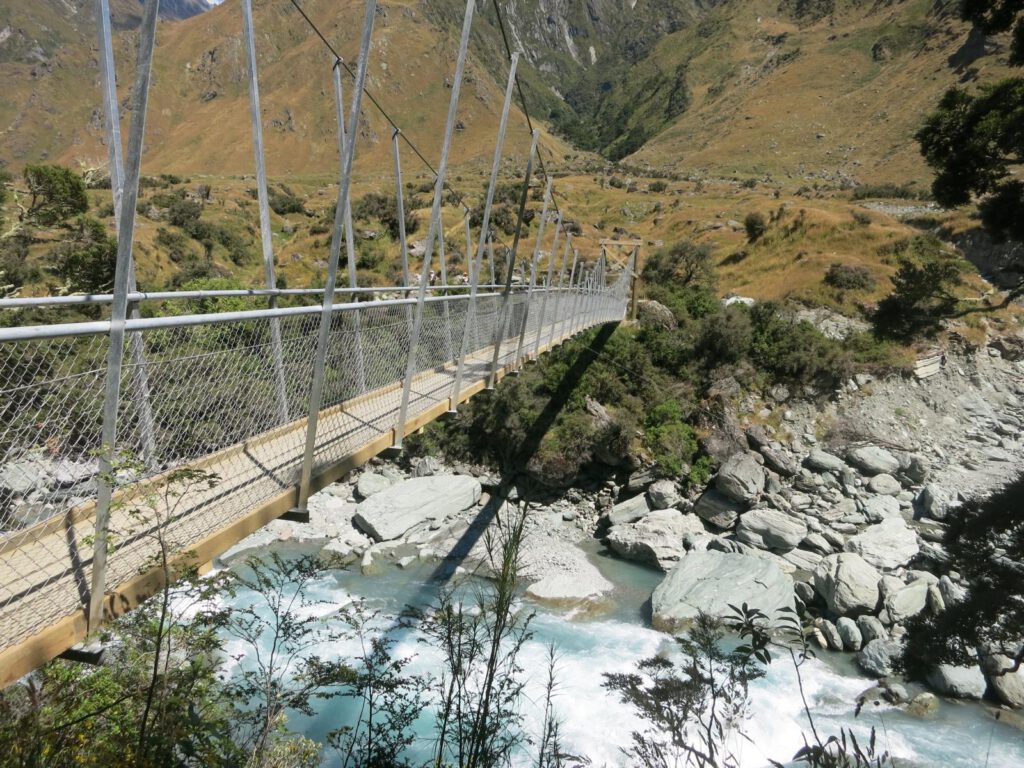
[845,518,920,570]
[0,458,51,496]
[607,511,706,571]
[694,488,743,529]
[867,474,901,496]
[735,508,808,551]
[927,664,986,700]
[883,580,929,623]
[716,453,765,503]
[353,475,481,542]
[861,495,901,523]
[813,553,881,616]
[847,446,900,476]
[980,652,1024,709]
[858,638,902,677]
[637,299,678,331]
[836,617,863,651]
[652,551,795,633]
[804,449,846,474]
[607,494,652,526]
[760,447,798,477]
[917,484,955,521]
[647,479,681,510]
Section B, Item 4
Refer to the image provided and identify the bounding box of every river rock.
[917,484,955,521]
[607,510,705,571]
[861,495,901,523]
[858,638,901,677]
[716,453,765,503]
[356,472,394,499]
[813,553,880,616]
[867,474,901,496]
[647,479,681,510]
[845,518,919,570]
[525,569,614,604]
[884,579,929,623]
[847,446,900,476]
[857,615,887,644]
[980,652,1024,709]
[906,692,939,717]
[607,494,652,526]
[651,551,795,633]
[804,449,846,473]
[353,475,482,542]
[836,617,863,651]
[0,459,50,496]
[802,533,834,555]
[820,619,843,651]
[735,508,808,551]
[927,664,986,700]
[694,488,743,529]
[760,447,797,477]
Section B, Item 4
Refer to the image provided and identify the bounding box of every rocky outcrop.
[652,551,795,633]
[813,553,880,616]
[353,475,481,542]
[637,299,677,331]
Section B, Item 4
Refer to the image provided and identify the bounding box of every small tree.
[23,164,89,224]
[50,215,117,293]
[874,236,963,338]
[643,240,715,289]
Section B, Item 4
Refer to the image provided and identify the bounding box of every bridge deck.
[0,318,580,687]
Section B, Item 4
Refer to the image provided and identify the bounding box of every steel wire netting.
[0,282,627,653]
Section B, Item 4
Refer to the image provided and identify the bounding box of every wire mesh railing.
[0,274,629,656]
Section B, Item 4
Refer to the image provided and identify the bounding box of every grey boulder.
[813,553,880,616]
[356,472,394,499]
[694,488,743,529]
[845,518,920,570]
[647,479,681,510]
[716,453,765,504]
[847,446,900,476]
[836,617,863,651]
[735,508,808,551]
[980,652,1024,709]
[858,638,902,677]
[652,551,795,633]
[926,664,986,700]
[861,494,901,523]
[607,510,705,571]
[867,473,901,496]
[917,484,955,521]
[353,475,481,542]
[804,449,846,474]
[607,494,652,526]
[883,579,929,623]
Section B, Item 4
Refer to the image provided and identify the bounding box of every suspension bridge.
[0,0,639,686]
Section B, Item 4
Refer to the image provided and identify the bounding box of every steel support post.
[295,0,377,513]
[534,211,562,357]
[629,244,639,321]
[97,0,157,466]
[392,129,414,337]
[556,241,578,342]
[242,0,289,424]
[451,50,519,406]
[488,234,496,286]
[436,210,454,362]
[89,0,160,632]
[333,64,367,394]
[513,177,552,368]
[548,232,571,348]
[392,0,475,448]
[487,128,540,389]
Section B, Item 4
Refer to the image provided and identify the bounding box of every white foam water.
[218,548,1024,767]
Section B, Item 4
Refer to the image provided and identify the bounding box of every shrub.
[874,235,964,338]
[851,183,928,201]
[648,180,668,193]
[0,235,38,288]
[744,212,767,242]
[167,199,203,228]
[824,263,875,291]
[268,188,305,216]
[352,192,418,240]
[643,240,715,290]
[608,176,626,189]
[23,164,88,224]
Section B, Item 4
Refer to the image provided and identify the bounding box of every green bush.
[268,189,305,216]
[351,192,418,240]
[851,183,928,201]
[23,164,88,224]
[0,235,38,289]
[823,263,875,291]
[744,212,767,242]
[874,235,964,338]
[648,180,668,193]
